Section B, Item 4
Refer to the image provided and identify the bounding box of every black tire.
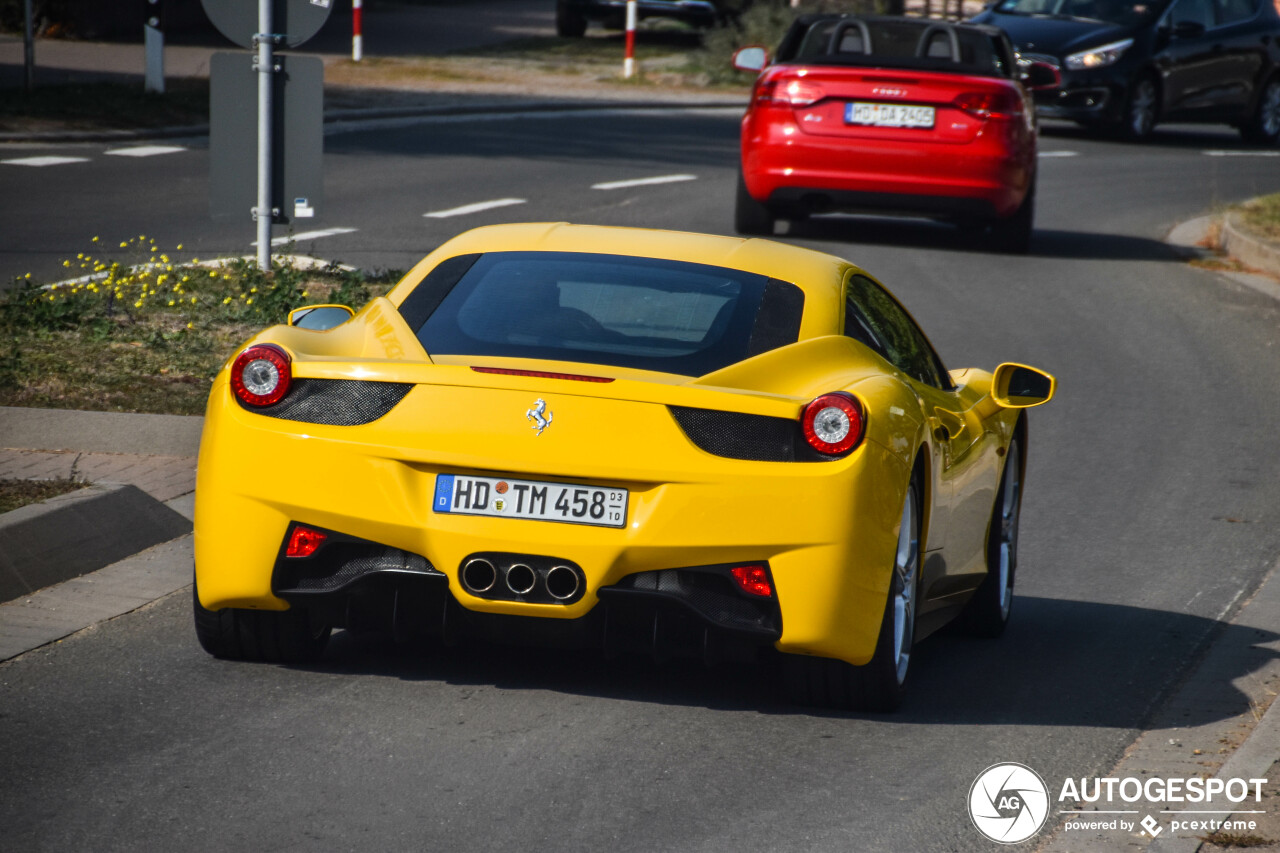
[960,432,1023,638]
[784,482,921,712]
[555,1,588,37]
[193,579,330,663]
[734,169,775,236]
[989,178,1034,254]
[1240,77,1280,145]
[1118,73,1159,140]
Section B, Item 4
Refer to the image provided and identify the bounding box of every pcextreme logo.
[968,763,1051,844]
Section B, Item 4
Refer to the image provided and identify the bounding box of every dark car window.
[1215,0,1256,23]
[844,275,949,389]
[993,0,1163,24]
[1170,0,1217,25]
[780,17,1009,77]
[410,252,804,377]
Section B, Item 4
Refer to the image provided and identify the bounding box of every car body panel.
[973,0,1280,129]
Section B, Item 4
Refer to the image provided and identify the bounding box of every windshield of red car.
[407,251,805,377]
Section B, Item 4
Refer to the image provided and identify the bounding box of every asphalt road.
[3,112,1280,851]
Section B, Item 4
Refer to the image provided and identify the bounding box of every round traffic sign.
[201,0,333,49]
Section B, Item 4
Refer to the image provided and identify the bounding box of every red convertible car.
[734,16,1056,252]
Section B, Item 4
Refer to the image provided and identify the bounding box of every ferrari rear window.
[408,252,804,377]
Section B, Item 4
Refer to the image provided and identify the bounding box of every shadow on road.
[1039,120,1258,151]
[785,216,1181,263]
[301,596,1275,729]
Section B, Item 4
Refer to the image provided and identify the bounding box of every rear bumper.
[195,375,912,666]
[742,114,1032,220]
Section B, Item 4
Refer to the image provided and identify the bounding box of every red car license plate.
[845,102,935,128]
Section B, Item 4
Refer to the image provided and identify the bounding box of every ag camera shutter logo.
[968,763,1051,844]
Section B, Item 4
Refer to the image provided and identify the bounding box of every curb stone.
[0,482,191,604]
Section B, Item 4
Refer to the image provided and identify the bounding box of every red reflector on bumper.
[731,565,773,598]
[286,526,327,558]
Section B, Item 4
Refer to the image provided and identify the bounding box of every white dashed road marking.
[105,145,187,158]
[2,156,91,167]
[1204,150,1280,157]
[424,198,527,218]
[251,227,359,247]
[592,174,698,190]
[1038,151,1078,158]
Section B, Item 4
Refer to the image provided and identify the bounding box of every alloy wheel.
[892,487,920,684]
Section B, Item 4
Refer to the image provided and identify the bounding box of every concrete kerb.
[0,481,191,605]
[1166,213,1280,304]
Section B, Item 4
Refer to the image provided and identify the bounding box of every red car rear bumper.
[741,116,1032,220]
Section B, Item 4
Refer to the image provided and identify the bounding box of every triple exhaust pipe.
[460,554,585,604]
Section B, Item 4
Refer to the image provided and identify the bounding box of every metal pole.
[22,0,34,93]
[623,0,636,79]
[352,0,363,62]
[256,0,274,271]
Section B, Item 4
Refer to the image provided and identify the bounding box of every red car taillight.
[731,565,773,598]
[801,392,866,456]
[230,343,292,407]
[952,90,1020,120]
[754,77,826,107]
[286,525,327,558]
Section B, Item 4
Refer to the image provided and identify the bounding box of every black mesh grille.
[670,406,836,462]
[602,567,782,637]
[247,378,412,425]
[276,542,442,594]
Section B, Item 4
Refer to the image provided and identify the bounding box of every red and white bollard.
[623,0,637,79]
[352,0,363,62]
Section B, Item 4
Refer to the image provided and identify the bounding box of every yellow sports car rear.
[194,223,1054,711]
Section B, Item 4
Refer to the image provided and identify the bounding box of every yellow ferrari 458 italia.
[193,223,1054,711]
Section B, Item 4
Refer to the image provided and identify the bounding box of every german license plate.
[845,102,935,128]
[433,474,628,528]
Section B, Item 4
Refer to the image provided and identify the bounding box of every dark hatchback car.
[556,0,718,36]
[971,0,1280,141]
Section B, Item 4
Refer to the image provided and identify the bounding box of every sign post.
[255,0,274,271]
[202,0,332,271]
[145,0,165,94]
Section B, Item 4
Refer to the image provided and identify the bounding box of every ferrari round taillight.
[230,344,291,407]
[801,392,865,456]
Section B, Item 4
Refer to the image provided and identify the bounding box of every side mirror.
[1021,60,1061,91]
[288,304,354,330]
[733,45,769,73]
[1172,19,1206,38]
[991,362,1056,409]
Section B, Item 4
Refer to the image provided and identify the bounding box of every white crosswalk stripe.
[105,146,187,158]
[2,156,91,167]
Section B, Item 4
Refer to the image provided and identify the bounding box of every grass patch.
[0,236,400,415]
[0,477,87,515]
[1236,193,1280,242]
[0,79,209,132]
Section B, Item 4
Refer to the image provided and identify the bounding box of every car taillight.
[754,77,825,107]
[731,565,773,598]
[286,525,327,558]
[953,91,1019,120]
[801,392,865,456]
[230,343,292,407]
